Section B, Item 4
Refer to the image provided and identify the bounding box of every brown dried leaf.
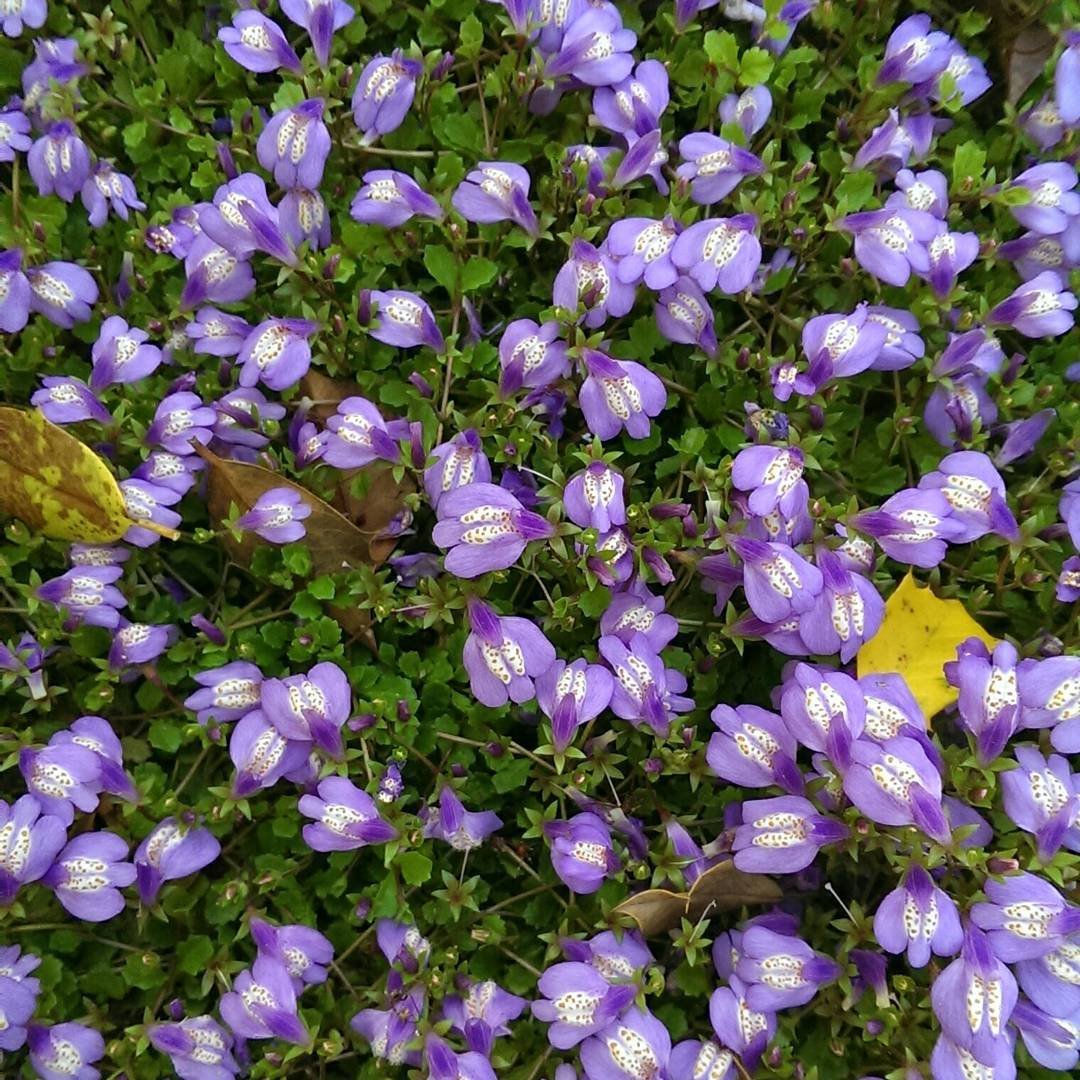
[297,371,360,423]
[333,464,414,564]
[987,1,1056,104]
[615,861,781,936]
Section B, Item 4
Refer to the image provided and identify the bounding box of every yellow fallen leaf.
[0,407,136,543]
[856,572,998,723]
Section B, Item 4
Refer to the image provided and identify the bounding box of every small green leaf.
[424,244,459,293]
[739,47,774,87]
[399,851,434,885]
[461,258,499,291]
[492,757,531,793]
[148,720,182,754]
[459,14,484,59]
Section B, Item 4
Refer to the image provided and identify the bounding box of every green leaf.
[399,851,434,885]
[739,47,774,87]
[492,757,531,794]
[458,13,484,58]
[703,30,739,71]
[952,141,987,189]
[461,258,499,291]
[148,720,182,754]
[178,936,214,975]
[424,244,459,293]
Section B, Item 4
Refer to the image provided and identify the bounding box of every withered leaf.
[297,370,361,423]
[196,446,398,574]
[0,407,137,543]
[987,1,1056,104]
[615,861,781,936]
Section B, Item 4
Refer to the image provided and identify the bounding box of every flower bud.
[808,403,825,430]
[987,856,1020,874]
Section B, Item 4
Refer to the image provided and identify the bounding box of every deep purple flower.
[733,795,847,873]
[108,621,176,670]
[874,864,963,967]
[322,395,401,468]
[779,663,865,766]
[251,916,334,991]
[707,703,803,793]
[729,536,822,625]
[257,99,331,190]
[21,39,84,111]
[187,308,251,357]
[877,14,952,85]
[220,955,308,1044]
[719,85,772,138]
[350,986,425,1066]
[498,319,570,395]
[581,1006,672,1080]
[599,632,692,735]
[839,208,936,286]
[42,831,135,922]
[654,276,717,355]
[424,786,501,851]
[0,248,30,332]
[946,638,1020,764]
[199,173,296,266]
[579,349,666,440]
[351,169,442,227]
[51,715,136,802]
[1056,556,1080,603]
[149,1016,239,1080]
[90,316,162,389]
[425,430,492,508]
[536,659,614,751]
[532,961,635,1049]
[28,120,91,202]
[147,391,216,455]
[211,388,286,451]
[675,133,764,205]
[261,661,349,757]
[919,451,1019,544]
[81,161,145,227]
[671,214,761,295]
[434,482,553,577]
[737,927,840,1011]
[27,260,98,327]
[802,304,888,379]
[731,445,804,519]
[281,0,353,65]
[931,925,1017,1066]
[423,1033,496,1080]
[280,188,331,250]
[924,372,998,447]
[544,8,636,87]
[300,776,396,852]
[593,60,669,139]
[0,946,39,1051]
[552,239,635,328]
[600,582,678,651]
[851,108,932,174]
[442,978,528,1056]
[1007,163,1080,236]
[120,478,183,547]
[1000,746,1080,862]
[1011,999,1079,1072]
[368,289,444,351]
[923,224,980,297]
[134,817,221,906]
[27,1023,105,1080]
[971,872,1080,963]
[181,236,255,309]
[606,216,681,290]
[237,318,318,390]
[460,598,556,707]
[612,128,670,193]
[853,488,965,568]
[563,462,625,531]
[0,795,66,905]
[218,10,301,73]
[31,377,111,425]
[708,974,774,1069]
[352,50,422,142]
[453,162,538,236]
[234,486,312,546]
[545,812,619,894]
[36,565,126,629]
[988,271,1077,338]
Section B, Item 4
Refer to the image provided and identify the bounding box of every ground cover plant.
[0,0,1078,1077]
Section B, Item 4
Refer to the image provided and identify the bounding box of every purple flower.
[21,39,84,110]
[1063,478,1080,550]
[923,224,980,297]
[671,214,761,295]
[995,408,1057,467]
[600,583,678,651]
[351,170,442,227]
[27,260,98,327]
[28,121,91,202]
[1011,999,1079,1072]
[729,537,822,624]
[731,444,804,518]
[612,129,669,193]
[563,462,626,531]
[42,831,135,922]
[352,50,422,142]
[998,230,1078,284]
[853,488,965,568]
[425,430,492,508]
[460,598,556,707]
[923,43,992,105]
[675,133,764,205]
[299,776,396,852]
[368,289,445,351]
[51,715,136,802]
[877,14,952,85]
[498,319,570,395]
[863,308,922,371]
[90,316,162,389]
[839,208,936,287]
[947,638,1020,764]
[971,872,1080,963]
[924,372,998,447]
[581,1007,672,1080]
[919,451,1019,544]
[452,162,538,236]
[579,349,666,440]
[27,1023,105,1080]
[737,927,840,1011]
[434,482,553,578]
[230,712,310,798]
[0,633,50,700]
[1016,936,1080,1020]
[888,168,948,219]
[1056,556,1080,604]
[851,108,932,174]
[1007,163,1080,236]
[552,239,635,328]
[1057,30,1080,123]
[280,187,331,250]
[237,318,318,390]
[424,1034,497,1080]
[0,0,44,36]
[536,659,614,751]
[257,99,331,190]
[36,565,126,629]
[442,978,528,1056]
[234,486,312,546]
[322,395,401,468]
[606,216,681,290]
[261,661,349,757]
[799,548,883,662]
[134,816,221,906]
[0,795,66,905]
[654,276,718,355]
[350,986,425,1065]
[931,925,1017,1066]
[545,8,636,87]
[120,479,183,547]
[109,621,176,670]
[779,664,865,766]
[181,236,255,309]
[199,173,296,266]
[709,974,775,1069]
[218,10,301,73]
[545,812,619,894]
[19,743,100,824]
[873,864,963,967]
[424,786,502,851]
[532,962,634,1049]
[212,388,286,451]
[707,703,803,793]
[81,161,145,228]
[220,956,309,1044]
[187,308,251,357]
[251,916,334,991]
[733,795,847,873]
[149,1016,239,1080]
[599,632,692,735]
[929,1034,1016,1080]
[593,60,669,138]
[1021,95,1066,151]
[31,377,111,425]
[281,0,353,65]
[989,271,1077,338]
[0,946,40,1051]
[860,673,932,753]
[719,85,772,138]
[147,391,216,455]
[1001,746,1080,862]
[802,304,888,380]
[0,248,30,331]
